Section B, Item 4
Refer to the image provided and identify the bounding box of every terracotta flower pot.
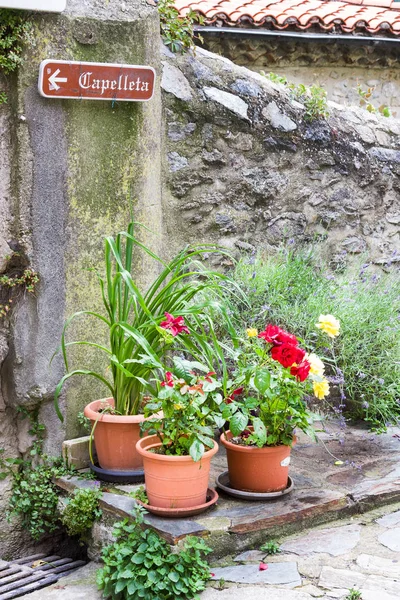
[84,398,152,472]
[136,435,218,509]
[220,430,293,493]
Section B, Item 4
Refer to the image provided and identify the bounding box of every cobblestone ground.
[203,501,400,600]
[23,501,400,600]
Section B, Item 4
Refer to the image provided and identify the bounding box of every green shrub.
[97,506,212,599]
[219,248,400,430]
[61,487,102,539]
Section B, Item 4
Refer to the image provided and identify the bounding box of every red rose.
[290,360,311,382]
[271,343,305,368]
[258,324,298,346]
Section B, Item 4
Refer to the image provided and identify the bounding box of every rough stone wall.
[0,0,162,558]
[201,37,400,116]
[161,46,400,264]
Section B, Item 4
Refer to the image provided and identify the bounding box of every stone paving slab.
[221,489,350,534]
[210,562,301,588]
[234,550,266,563]
[319,565,400,596]
[356,553,400,578]
[281,524,361,557]
[378,527,400,552]
[201,587,314,600]
[361,592,399,600]
[376,509,400,528]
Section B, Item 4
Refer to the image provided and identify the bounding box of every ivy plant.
[0,453,69,540]
[97,506,212,599]
[0,409,92,540]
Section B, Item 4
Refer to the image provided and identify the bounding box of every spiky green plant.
[54,222,241,418]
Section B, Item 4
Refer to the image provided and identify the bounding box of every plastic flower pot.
[84,398,159,472]
[136,434,218,509]
[220,430,294,493]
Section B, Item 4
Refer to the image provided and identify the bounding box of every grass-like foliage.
[54,222,239,418]
[219,249,400,430]
[261,540,281,555]
[346,589,363,600]
[97,506,212,599]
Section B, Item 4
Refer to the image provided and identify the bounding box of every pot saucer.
[135,488,219,518]
[90,462,144,484]
[216,471,294,500]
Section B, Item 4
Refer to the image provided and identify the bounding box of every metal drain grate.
[0,553,86,599]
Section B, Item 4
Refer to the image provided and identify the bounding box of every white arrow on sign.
[48,69,68,91]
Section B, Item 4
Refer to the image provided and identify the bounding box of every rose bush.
[222,317,339,447]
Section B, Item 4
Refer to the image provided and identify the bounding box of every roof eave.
[195,25,400,43]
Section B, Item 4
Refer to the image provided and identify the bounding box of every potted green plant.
[53,222,237,473]
[220,316,340,493]
[136,358,225,510]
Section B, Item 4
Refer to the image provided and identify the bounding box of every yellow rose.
[316,314,340,338]
[306,353,325,377]
[246,328,258,338]
[313,378,330,400]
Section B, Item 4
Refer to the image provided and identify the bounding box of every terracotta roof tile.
[176,0,400,35]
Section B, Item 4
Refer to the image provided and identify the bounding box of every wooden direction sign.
[38,60,156,102]
[0,0,66,11]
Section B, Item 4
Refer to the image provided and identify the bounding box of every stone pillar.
[2,0,162,454]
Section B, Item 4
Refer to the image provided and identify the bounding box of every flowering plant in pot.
[53,222,238,473]
[220,316,339,493]
[136,358,225,510]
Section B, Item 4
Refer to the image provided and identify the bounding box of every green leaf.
[168,571,179,582]
[252,417,267,447]
[254,368,271,394]
[229,411,248,436]
[127,581,138,594]
[115,580,127,593]
[202,379,220,393]
[120,569,134,578]
[189,439,204,462]
[213,415,225,429]
[132,553,145,564]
